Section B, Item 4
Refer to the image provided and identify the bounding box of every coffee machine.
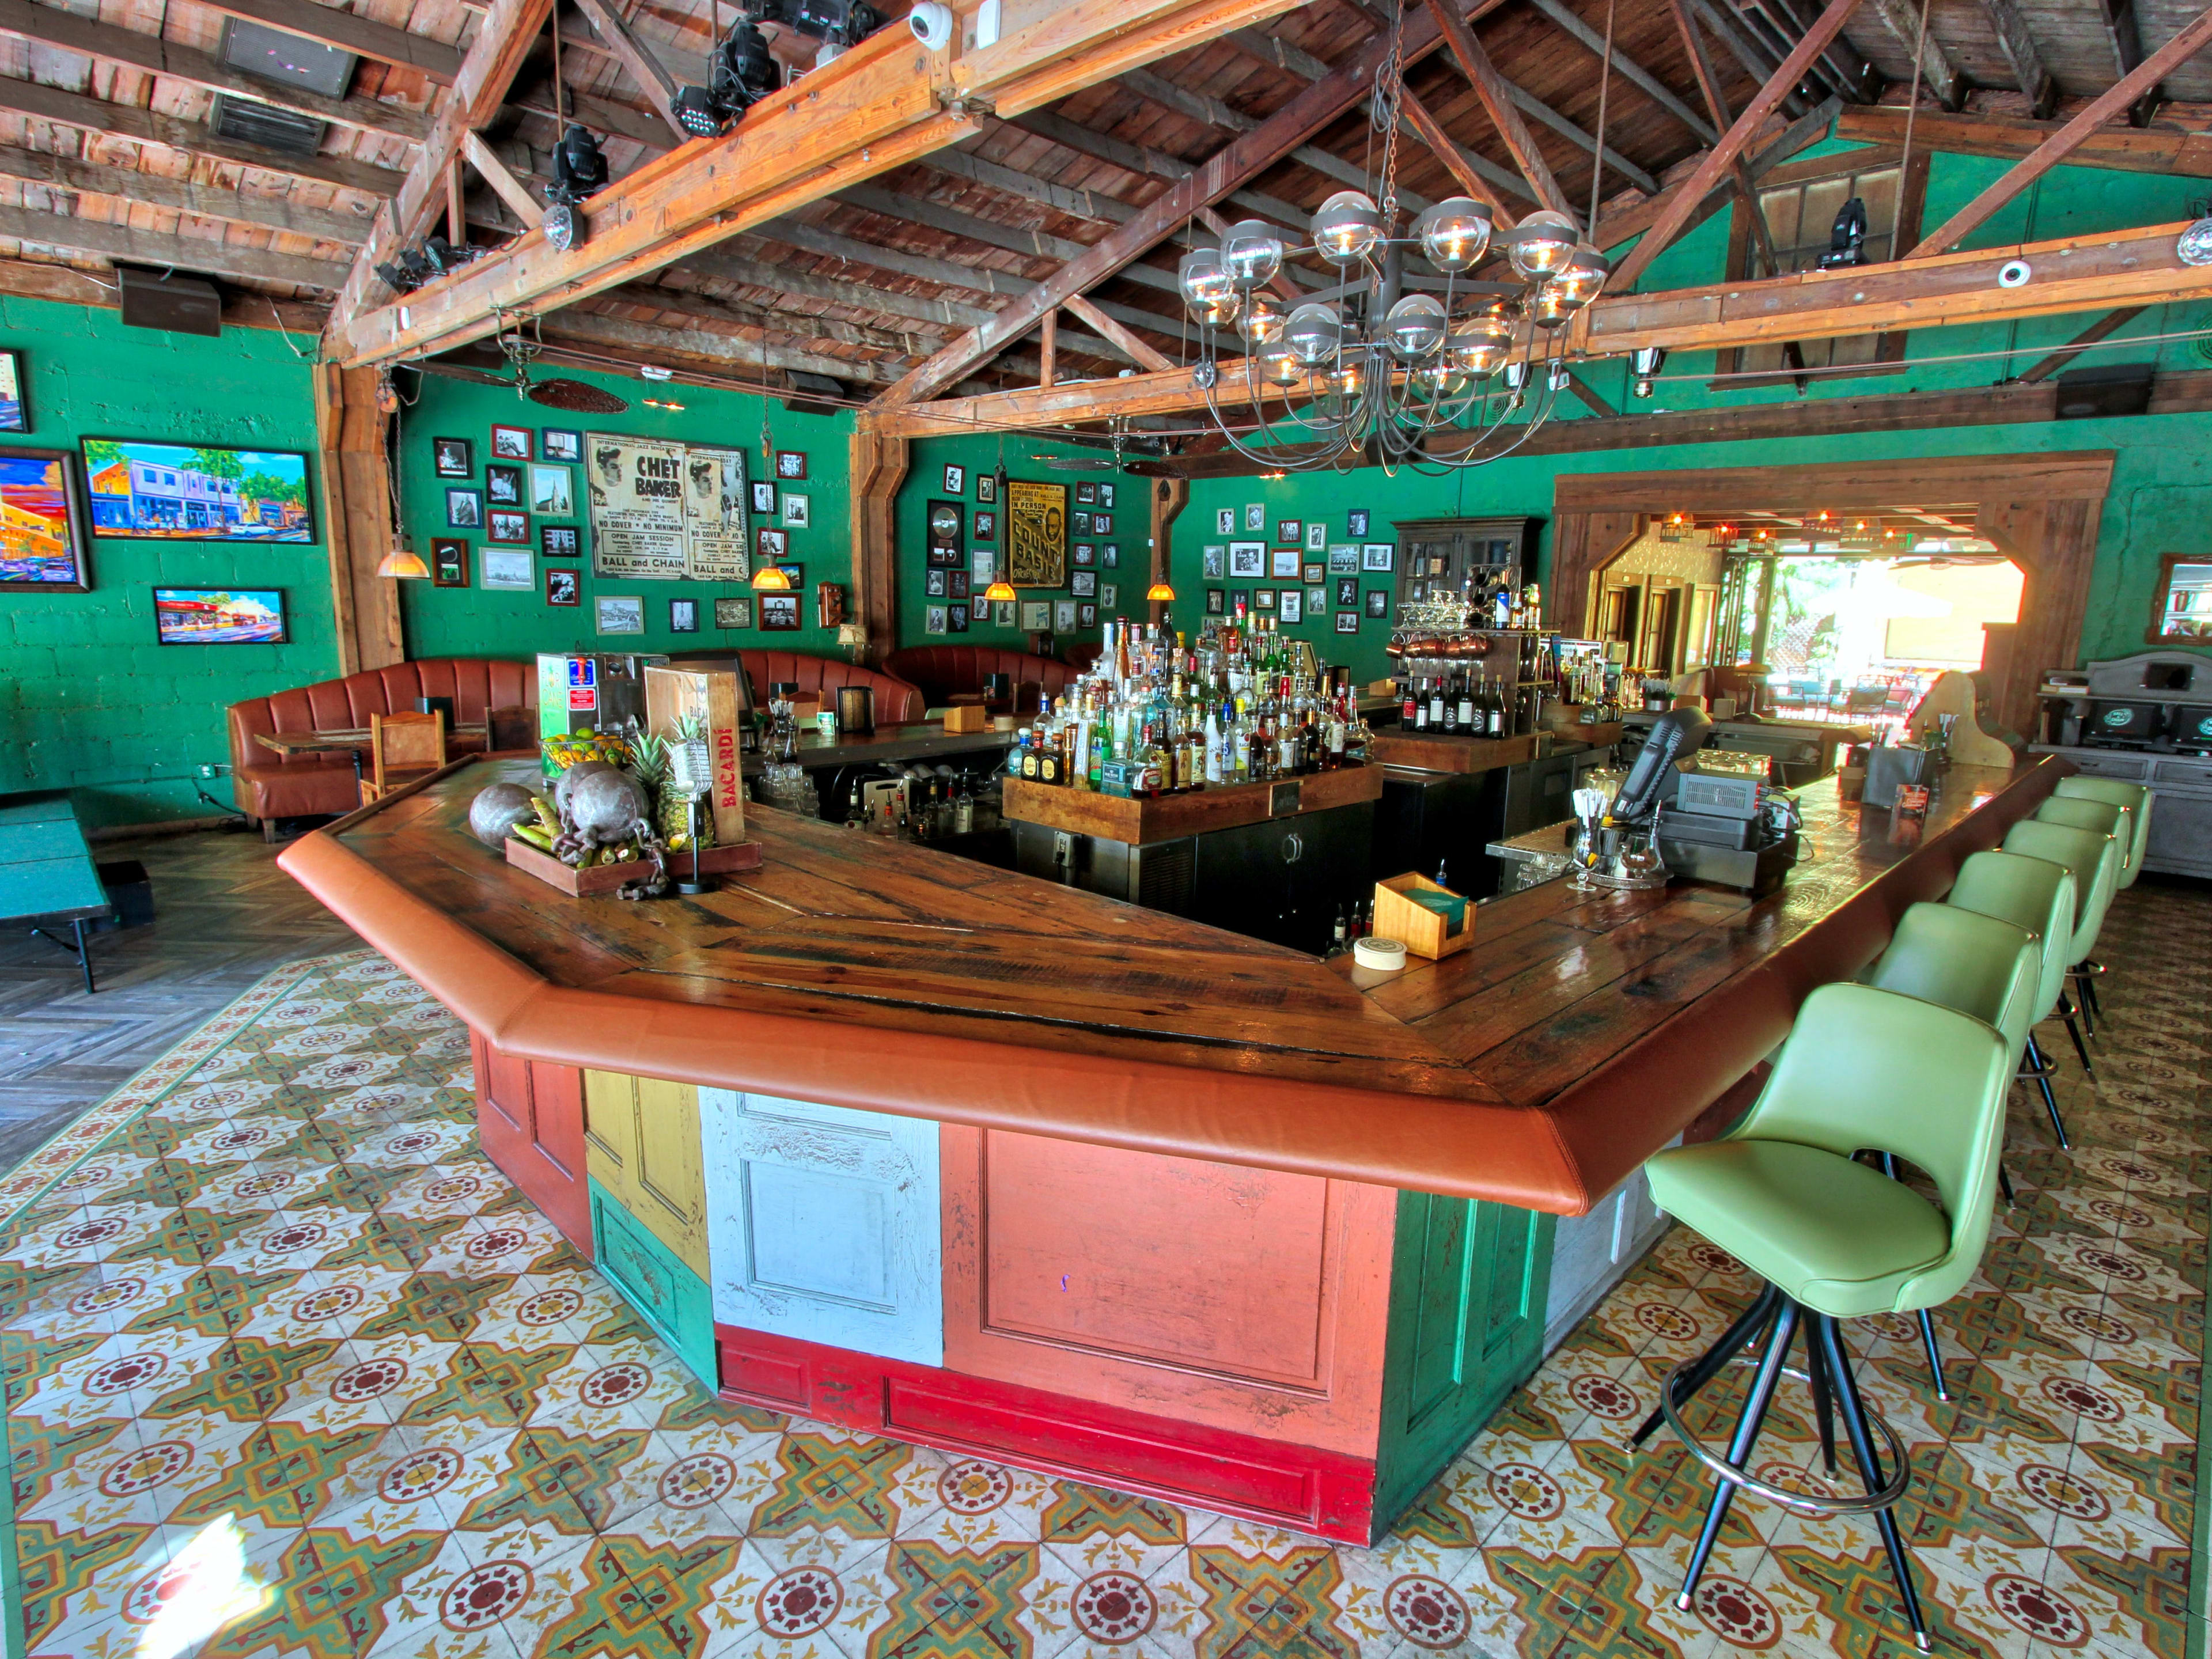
[2032,650,2212,878]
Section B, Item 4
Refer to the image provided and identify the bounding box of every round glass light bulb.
[1283,301,1342,366]
[1310,190,1382,266]
[1414,197,1494,273]
[1413,363,1471,399]
[1550,244,1609,303]
[1384,294,1448,362]
[1328,359,1365,397]
[1195,290,1242,328]
[1447,314,1514,376]
[1503,209,1579,279]
[1220,219,1285,289]
[1258,347,1302,386]
[1177,247,1233,308]
[1238,293,1285,346]
[1528,280,1585,329]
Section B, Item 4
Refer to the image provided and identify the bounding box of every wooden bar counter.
[279,753,2069,1543]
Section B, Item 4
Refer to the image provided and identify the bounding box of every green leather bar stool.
[2054,776,2150,888]
[2001,817,2120,1071]
[1634,983,2012,1653]
[1861,902,2040,1397]
[2031,796,2129,1033]
[1944,848,2080,1149]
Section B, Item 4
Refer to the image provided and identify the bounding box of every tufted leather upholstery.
[885,646,1094,715]
[228,659,537,822]
[666,652,925,726]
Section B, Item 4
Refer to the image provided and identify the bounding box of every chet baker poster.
[586,434,751,580]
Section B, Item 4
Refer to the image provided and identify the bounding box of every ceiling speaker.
[118,267,223,338]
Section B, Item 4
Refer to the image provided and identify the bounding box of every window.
[1719,154,1927,383]
[2150,554,2212,645]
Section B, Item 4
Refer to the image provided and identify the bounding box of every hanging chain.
[1370,2,1407,228]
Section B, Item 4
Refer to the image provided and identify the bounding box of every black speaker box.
[119,267,223,338]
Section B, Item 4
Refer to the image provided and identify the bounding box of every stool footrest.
[1658,1357,1911,1516]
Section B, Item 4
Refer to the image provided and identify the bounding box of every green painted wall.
[0,298,329,827]
[394,365,855,662]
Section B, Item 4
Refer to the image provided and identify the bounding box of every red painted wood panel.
[715,1321,1381,1543]
[941,1127,1396,1459]
[471,1031,592,1256]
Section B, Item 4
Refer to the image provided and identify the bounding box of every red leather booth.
[668,652,925,725]
[885,646,1096,714]
[228,659,536,825]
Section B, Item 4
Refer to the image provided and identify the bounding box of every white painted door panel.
[701,1088,943,1366]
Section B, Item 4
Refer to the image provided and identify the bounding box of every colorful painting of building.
[0,452,83,584]
[152,588,287,644]
[83,441,311,542]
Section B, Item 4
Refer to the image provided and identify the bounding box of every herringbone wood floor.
[0,827,357,1176]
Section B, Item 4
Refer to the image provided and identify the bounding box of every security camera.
[908,2,953,51]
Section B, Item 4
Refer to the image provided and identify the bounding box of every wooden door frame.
[1548,452,2116,736]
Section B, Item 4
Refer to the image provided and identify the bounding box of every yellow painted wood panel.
[583,1069,709,1279]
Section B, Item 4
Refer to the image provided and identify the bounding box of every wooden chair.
[487,704,536,753]
[361,711,446,805]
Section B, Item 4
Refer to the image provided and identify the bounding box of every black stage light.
[544,123,608,251]
[1817,197,1868,270]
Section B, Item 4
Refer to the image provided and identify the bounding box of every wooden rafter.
[463,131,544,228]
[1607,0,1865,290]
[1422,0,1577,218]
[1836,106,2212,175]
[1974,0,2055,116]
[569,0,686,139]
[1397,85,1525,219]
[1065,293,1177,370]
[1907,2,2212,258]
[0,204,351,289]
[1525,0,1716,143]
[2017,307,2145,382]
[1862,0,1961,109]
[0,142,373,243]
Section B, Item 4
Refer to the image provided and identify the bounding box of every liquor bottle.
[1486,676,1505,737]
[1018,729,1039,779]
[1456,674,1476,733]
[1412,678,1429,731]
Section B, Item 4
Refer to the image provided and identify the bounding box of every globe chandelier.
[1175,3,1620,473]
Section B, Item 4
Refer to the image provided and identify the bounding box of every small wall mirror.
[2149,554,2212,645]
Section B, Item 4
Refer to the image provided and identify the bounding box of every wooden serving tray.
[1366,730,1549,774]
[1002,763,1382,846]
[505,836,764,896]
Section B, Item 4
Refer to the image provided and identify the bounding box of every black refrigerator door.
[1190,803,1376,955]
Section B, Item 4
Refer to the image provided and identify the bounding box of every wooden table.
[256,725,491,783]
[0,790,110,991]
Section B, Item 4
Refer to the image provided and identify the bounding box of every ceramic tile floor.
[0,881,2203,1659]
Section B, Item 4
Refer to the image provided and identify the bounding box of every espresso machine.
[2033,650,2212,877]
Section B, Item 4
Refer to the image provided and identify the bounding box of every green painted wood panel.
[589,1177,718,1390]
[1373,1192,1555,1527]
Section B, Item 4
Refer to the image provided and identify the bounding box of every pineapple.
[628,731,680,844]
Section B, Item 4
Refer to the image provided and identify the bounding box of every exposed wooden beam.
[0,73,406,197]
[1836,104,2212,176]
[1224,24,1333,79]
[2016,305,2146,381]
[1423,0,1577,217]
[1741,0,1876,103]
[334,0,1309,368]
[681,247,1001,328]
[1608,0,1865,289]
[568,0,685,139]
[463,128,543,226]
[0,0,431,143]
[1688,0,1794,99]
[188,0,465,85]
[1503,80,1661,195]
[1908,3,2212,257]
[925,141,1139,224]
[0,142,372,243]
[0,202,351,287]
[2097,0,2157,123]
[1525,0,1717,142]
[1038,308,1058,387]
[1862,0,1961,109]
[1974,0,2055,117]
[600,279,932,357]
[1396,85,1524,218]
[543,304,889,381]
[1065,291,1177,370]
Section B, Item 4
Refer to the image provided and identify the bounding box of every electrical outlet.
[197,763,233,779]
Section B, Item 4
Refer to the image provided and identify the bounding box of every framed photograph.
[1348,508,1371,537]
[670,597,699,633]
[1228,590,1248,615]
[482,547,532,590]
[1276,519,1302,545]
[1228,541,1265,578]
[925,604,948,635]
[152,587,286,644]
[1302,563,1324,585]
[491,424,532,460]
[1006,479,1067,588]
[1328,544,1359,574]
[715,596,753,629]
[1078,603,1098,628]
[83,439,312,543]
[1071,569,1096,597]
[1306,585,1328,612]
[757,526,789,562]
[446,488,483,529]
[972,596,991,621]
[0,446,92,590]
[541,429,582,463]
[945,464,967,495]
[1093,514,1113,536]
[431,537,469,588]
[1305,522,1327,554]
[926,499,963,563]
[488,509,529,544]
[485,464,522,506]
[432,437,473,478]
[1254,588,1275,611]
[541,524,581,559]
[751,480,777,515]
[1206,588,1225,615]
[1366,588,1390,619]
[1279,589,1303,624]
[777,562,804,591]
[1362,542,1395,571]
[1021,600,1051,631]
[782,492,810,529]
[1076,482,1097,506]
[1101,545,1118,569]
[976,473,997,504]
[926,567,948,598]
[971,549,997,583]
[528,464,574,516]
[0,349,24,431]
[1054,600,1077,632]
[1244,503,1264,532]
[1073,543,1094,567]
[545,567,580,607]
[1216,508,1235,535]
[1271,547,1300,579]
[1336,577,1359,607]
[1335,610,1359,634]
[993,600,1015,626]
[1100,584,1117,607]
[775,450,808,480]
[1097,482,1115,509]
[974,510,997,541]
[760,592,802,630]
[944,600,967,633]
[949,571,969,600]
[1202,545,1226,579]
[1073,511,1092,536]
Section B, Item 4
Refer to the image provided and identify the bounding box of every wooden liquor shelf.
[1000,762,1384,846]
[1366,729,1550,774]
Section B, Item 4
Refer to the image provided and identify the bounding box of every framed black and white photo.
[1100,545,1118,568]
[1020,600,1051,631]
[751,481,777,515]
[1073,543,1094,567]
[1244,503,1264,532]
[482,548,532,590]
[1093,513,1113,536]
[1228,541,1264,578]
[446,488,483,529]
[972,596,991,621]
[1347,508,1370,537]
[1073,512,1092,536]
[1075,482,1096,506]
[1365,588,1390,618]
[1336,576,1358,607]
[542,429,582,463]
[491,424,531,460]
[541,524,581,559]
[757,526,789,562]
[433,437,473,478]
[949,601,969,632]
[1206,588,1225,615]
[1271,547,1300,579]
[1216,507,1235,535]
[1305,522,1326,554]
[1335,610,1359,634]
[715,596,753,628]
[782,492,809,529]
[1054,600,1077,632]
[1203,546,1225,579]
[1071,569,1096,597]
[974,510,996,540]
[431,538,469,588]
[488,509,529,544]
[944,464,965,494]
[546,567,579,607]
[760,592,801,630]
[1303,563,1324,585]
[1362,542,1395,571]
[598,594,645,635]
[976,473,997,504]
[949,570,968,600]
[670,597,699,632]
[1279,589,1303,624]
[925,604,948,635]
[994,600,1015,626]
[1328,544,1359,574]
[1306,585,1328,612]
[1097,482,1115,509]
[775,450,808,480]
[1254,588,1275,611]
[1078,603,1097,628]
[926,568,947,597]
[1276,519,1302,545]
[485,464,522,506]
[1100,584,1117,607]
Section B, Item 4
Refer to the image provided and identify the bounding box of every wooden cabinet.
[1545,1170,1669,1351]
[590,1181,717,1387]
[469,1033,590,1256]
[1393,516,1540,610]
[582,1070,708,1277]
[702,1089,944,1369]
